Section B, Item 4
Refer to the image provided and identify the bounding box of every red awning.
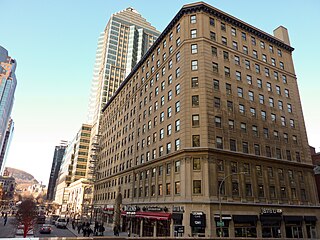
[135,212,171,220]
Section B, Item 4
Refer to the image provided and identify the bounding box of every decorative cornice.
[102,2,294,113]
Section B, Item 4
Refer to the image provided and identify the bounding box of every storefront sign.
[174,225,185,233]
[190,212,206,227]
[261,208,282,215]
[146,206,163,212]
[124,205,138,212]
[172,206,185,212]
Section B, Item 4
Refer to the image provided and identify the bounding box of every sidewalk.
[67,223,129,237]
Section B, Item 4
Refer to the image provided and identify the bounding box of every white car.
[15,224,34,237]
[55,218,67,228]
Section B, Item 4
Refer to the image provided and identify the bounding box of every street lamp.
[218,172,247,237]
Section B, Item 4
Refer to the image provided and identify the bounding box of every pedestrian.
[94,221,99,235]
[72,219,75,229]
[82,226,87,237]
[99,223,105,236]
[77,224,82,234]
[87,227,93,237]
[113,225,119,236]
[3,213,7,226]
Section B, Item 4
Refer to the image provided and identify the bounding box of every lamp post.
[218,172,247,237]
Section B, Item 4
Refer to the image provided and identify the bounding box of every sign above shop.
[172,206,185,212]
[261,208,282,215]
[123,205,139,212]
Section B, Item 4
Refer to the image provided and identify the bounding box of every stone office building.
[94,2,319,238]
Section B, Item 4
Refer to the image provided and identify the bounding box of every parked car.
[50,214,59,225]
[55,218,67,228]
[39,224,52,234]
[15,225,34,237]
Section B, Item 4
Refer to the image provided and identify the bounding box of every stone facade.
[93,2,319,238]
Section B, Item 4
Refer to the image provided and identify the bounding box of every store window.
[233,215,258,238]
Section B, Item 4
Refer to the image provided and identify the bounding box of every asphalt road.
[0,216,76,238]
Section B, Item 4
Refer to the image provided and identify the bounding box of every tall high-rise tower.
[87,7,160,125]
[0,46,17,174]
[47,141,68,200]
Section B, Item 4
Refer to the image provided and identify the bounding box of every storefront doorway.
[284,216,303,238]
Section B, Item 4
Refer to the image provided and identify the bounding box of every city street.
[0,216,77,238]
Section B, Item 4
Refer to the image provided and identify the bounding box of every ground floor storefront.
[114,203,319,238]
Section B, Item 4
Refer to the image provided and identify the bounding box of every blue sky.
[1,0,320,184]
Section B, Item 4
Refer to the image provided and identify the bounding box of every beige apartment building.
[54,124,92,215]
[93,2,319,238]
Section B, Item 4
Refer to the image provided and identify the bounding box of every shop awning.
[136,212,171,220]
[283,216,303,222]
[304,216,317,222]
[233,215,258,223]
[260,215,282,222]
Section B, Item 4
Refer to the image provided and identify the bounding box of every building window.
[245,59,250,69]
[221,22,226,31]
[259,94,264,104]
[166,142,172,154]
[158,184,163,196]
[192,95,199,107]
[246,184,252,196]
[190,15,196,23]
[214,97,220,108]
[253,50,258,59]
[213,62,219,72]
[265,68,270,77]
[175,101,180,113]
[243,46,248,54]
[232,41,238,50]
[175,182,180,194]
[175,119,180,132]
[247,75,252,84]
[176,37,181,47]
[281,116,286,126]
[191,44,198,54]
[285,89,290,98]
[241,123,247,133]
[228,119,234,130]
[280,61,284,69]
[166,183,171,195]
[210,31,216,41]
[270,186,276,198]
[192,135,200,147]
[269,97,274,107]
[173,139,180,151]
[193,158,201,170]
[192,115,200,127]
[248,91,254,101]
[254,144,260,155]
[278,100,283,110]
[236,71,241,81]
[231,161,238,173]
[221,36,227,45]
[231,27,236,36]
[241,32,246,41]
[276,148,282,159]
[242,142,249,153]
[191,60,198,70]
[232,181,239,196]
[167,124,172,136]
[215,116,221,128]
[190,29,197,38]
[210,17,215,26]
[287,103,292,113]
[213,79,219,90]
[255,64,260,73]
[227,100,233,111]
[239,104,245,114]
[223,51,229,60]
[226,83,232,94]
[224,67,230,77]
[262,54,267,62]
[237,87,243,97]
[193,180,201,194]
[217,160,224,171]
[280,187,286,199]
[257,79,262,88]
[191,77,199,88]
[234,55,240,65]
[230,139,237,151]
[258,185,264,197]
[216,136,223,149]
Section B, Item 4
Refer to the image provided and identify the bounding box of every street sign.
[217,221,224,227]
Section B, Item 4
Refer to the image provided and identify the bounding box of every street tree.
[15,198,38,238]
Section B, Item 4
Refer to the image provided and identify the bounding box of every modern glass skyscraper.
[87,7,160,125]
[47,141,67,200]
[0,46,17,174]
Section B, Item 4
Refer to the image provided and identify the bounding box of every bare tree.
[15,198,38,238]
